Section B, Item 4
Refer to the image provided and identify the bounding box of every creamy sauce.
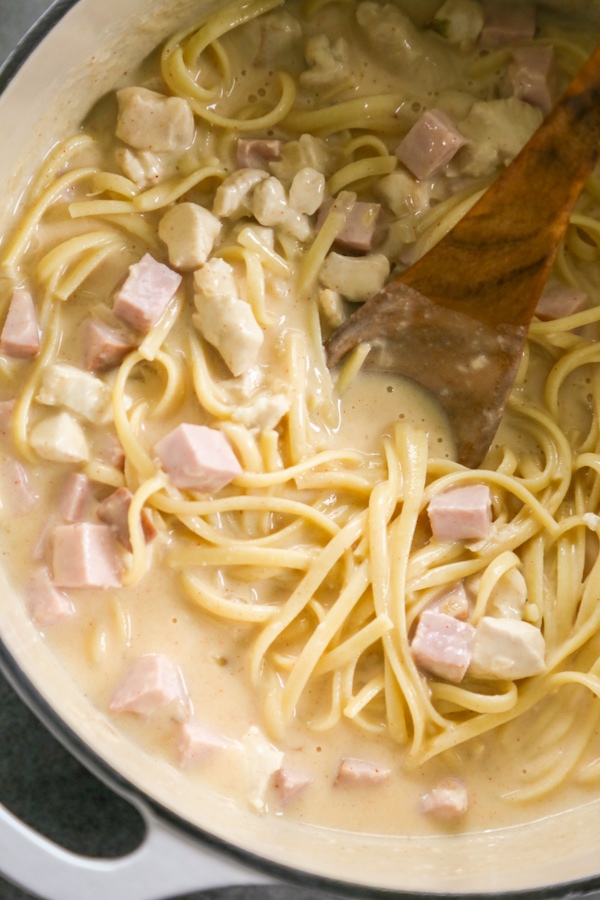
[0,0,600,848]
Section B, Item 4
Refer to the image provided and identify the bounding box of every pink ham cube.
[396,109,466,180]
[427,484,493,542]
[113,254,182,334]
[178,719,234,767]
[0,288,40,359]
[410,609,475,683]
[535,282,588,321]
[420,777,468,819]
[110,654,187,717]
[236,138,282,170]
[97,486,157,552]
[82,318,136,372]
[272,767,313,806]
[59,472,92,523]
[27,568,74,626]
[155,423,242,492]
[509,46,556,115]
[52,522,121,588]
[335,757,390,786]
[480,2,536,48]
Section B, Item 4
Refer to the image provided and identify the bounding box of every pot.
[2,1,600,898]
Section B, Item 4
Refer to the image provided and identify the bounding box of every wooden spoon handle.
[402,42,600,330]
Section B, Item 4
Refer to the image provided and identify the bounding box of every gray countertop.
[0,3,334,898]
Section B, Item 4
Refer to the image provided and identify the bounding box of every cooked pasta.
[1,0,600,832]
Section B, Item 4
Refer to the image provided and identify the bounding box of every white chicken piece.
[356,2,450,89]
[232,392,290,431]
[318,288,346,329]
[454,97,543,178]
[241,725,284,813]
[299,34,351,91]
[37,363,111,424]
[212,168,269,219]
[30,412,89,464]
[432,0,485,49]
[116,87,195,153]
[289,166,326,215]
[158,202,222,271]
[115,147,164,189]
[469,617,546,681]
[270,133,334,186]
[252,177,311,241]
[319,251,390,302]
[487,567,528,620]
[256,10,302,64]
[374,170,432,219]
[193,258,263,377]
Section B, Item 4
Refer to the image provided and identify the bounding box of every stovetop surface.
[0,4,331,898]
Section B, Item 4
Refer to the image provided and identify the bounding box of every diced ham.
[113,254,182,334]
[236,138,283,170]
[318,199,383,253]
[116,87,195,153]
[52,522,121,588]
[0,456,37,516]
[420,777,468,819]
[469,617,546,680]
[109,654,188,717]
[410,609,475,683]
[155,423,242,493]
[396,109,467,180]
[479,2,536,48]
[535,282,588,321]
[335,757,390,786]
[508,45,556,115]
[272,767,313,806]
[97,432,126,472]
[82,318,136,372]
[0,399,14,439]
[27,567,74,626]
[0,288,40,359]
[427,484,493,542]
[158,202,222,272]
[178,719,235,767]
[97,486,157,552]
[59,472,92,523]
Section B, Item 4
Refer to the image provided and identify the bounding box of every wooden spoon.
[325,43,600,468]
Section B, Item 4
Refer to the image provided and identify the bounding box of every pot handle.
[0,798,276,900]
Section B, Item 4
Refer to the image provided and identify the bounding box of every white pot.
[1,2,600,898]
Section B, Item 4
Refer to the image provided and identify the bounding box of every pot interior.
[2,0,600,895]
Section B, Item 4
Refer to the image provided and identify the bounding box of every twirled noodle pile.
[3,0,600,804]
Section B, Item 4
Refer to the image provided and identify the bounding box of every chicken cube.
[30,412,89,464]
[37,363,111,424]
[116,87,195,153]
[158,202,222,271]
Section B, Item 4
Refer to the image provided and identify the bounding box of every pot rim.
[1,3,600,898]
